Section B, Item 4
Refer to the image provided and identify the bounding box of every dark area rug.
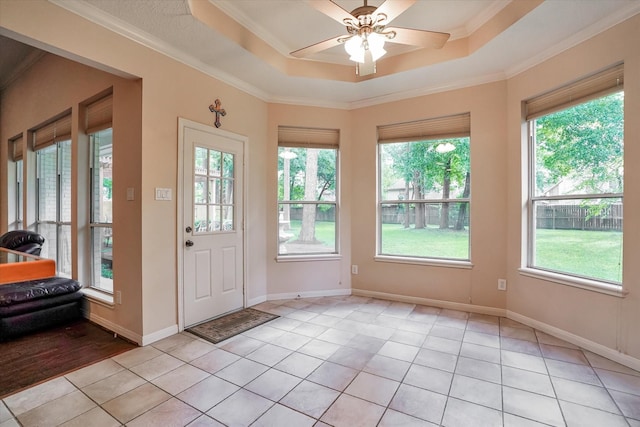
[186,308,279,344]
[0,319,136,398]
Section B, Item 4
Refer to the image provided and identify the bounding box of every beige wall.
[506,13,640,361]
[350,81,509,310]
[1,0,639,365]
[0,53,144,337]
[0,0,269,343]
[267,104,353,299]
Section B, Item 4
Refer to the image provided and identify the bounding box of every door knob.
[185,226,192,233]
[185,240,194,247]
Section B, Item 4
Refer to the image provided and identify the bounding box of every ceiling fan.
[291,0,450,76]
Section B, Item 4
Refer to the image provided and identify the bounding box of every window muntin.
[378,137,470,261]
[278,146,338,256]
[90,128,113,292]
[528,91,623,284]
[193,147,235,233]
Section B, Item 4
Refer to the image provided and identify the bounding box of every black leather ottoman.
[0,277,83,340]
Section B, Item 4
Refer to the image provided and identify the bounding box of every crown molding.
[505,2,640,79]
[465,0,511,38]
[0,48,46,91]
[46,0,640,112]
[48,0,271,102]
[212,0,292,57]
[347,71,507,110]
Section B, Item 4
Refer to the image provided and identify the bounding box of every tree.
[297,148,319,243]
[535,92,623,195]
[436,139,470,229]
[384,138,470,229]
[278,147,336,243]
[455,171,470,230]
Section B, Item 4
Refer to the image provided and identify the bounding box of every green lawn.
[287,220,622,283]
[381,224,469,259]
[534,228,622,283]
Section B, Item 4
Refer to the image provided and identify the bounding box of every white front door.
[182,121,244,327]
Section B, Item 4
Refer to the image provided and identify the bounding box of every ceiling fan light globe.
[367,32,387,61]
[345,36,365,63]
[345,36,363,56]
[370,45,386,61]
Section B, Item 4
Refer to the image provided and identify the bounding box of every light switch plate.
[155,187,172,201]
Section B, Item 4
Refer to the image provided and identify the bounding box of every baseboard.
[267,288,351,302]
[83,311,143,345]
[507,310,640,372]
[351,288,507,317]
[140,324,180,346]
[247,295,267,307]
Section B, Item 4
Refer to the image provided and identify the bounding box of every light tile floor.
[2,295,640,426]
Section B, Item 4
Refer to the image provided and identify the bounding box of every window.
[378,113,471,261]
[193,147,235,233]
[526,64,623,285]
[87,95,113,292]
[9,135,23,230]
[277,126,339,256]
[14,159,23,230]
[35,114,72,277]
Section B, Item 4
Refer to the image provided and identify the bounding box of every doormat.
[186,308,279,344]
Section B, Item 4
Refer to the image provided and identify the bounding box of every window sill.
[82,288,115,307]
[276,254,341,263]
[518,268,626,298]
[375,255,473,269]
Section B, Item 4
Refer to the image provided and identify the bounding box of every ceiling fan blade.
[386,27,450,49]
[290,35,344,58]
[375,0,416,24]
[308,0,354,25]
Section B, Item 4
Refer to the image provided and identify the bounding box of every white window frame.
[8,135,24,230]
[36,139,72,277]
[376,113,472,266]
[521,64,625,296]
[14,159,23,230]
[277,126,340,261]
[89,128,113,293]
[86,94,114,293]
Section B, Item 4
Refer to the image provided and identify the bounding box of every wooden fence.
[290,203,622,232]
[535,203,622,231]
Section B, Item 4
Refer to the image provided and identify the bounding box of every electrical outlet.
[498,279,507,291]
[116,291,122,304]
[351,265,358,274]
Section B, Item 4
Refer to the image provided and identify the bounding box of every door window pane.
[194,146,235,234]
[194,176,207,204]
[209,150,221,176]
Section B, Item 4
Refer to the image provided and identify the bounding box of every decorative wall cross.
[208,99,226,128]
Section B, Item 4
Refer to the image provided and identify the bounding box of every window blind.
[278,126,339,149]
[378,112,471,144]
[33,113,72,150]
[525,63,624,120]
[9,134,23,161]
[86,95,113,134]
